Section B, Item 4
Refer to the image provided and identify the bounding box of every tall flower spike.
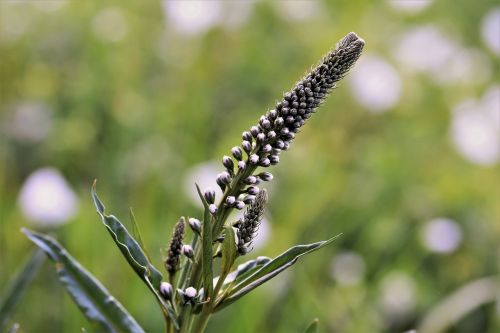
[254,32,365,157]
[165,217,185,279]
[234,189,268,255]
[211,32,364,237]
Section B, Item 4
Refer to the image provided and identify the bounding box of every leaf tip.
[91,181,105,214]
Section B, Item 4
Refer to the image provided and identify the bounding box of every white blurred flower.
[276,0,321,22]
[163,0,222,35]
[450,88,500,166]
[91,8,127,43]
[421,218,463,254]
[0,4,32,42]
[387,0,433,14]
[379,271,416,317]
[394,25,458,73]
[184,161,223,207]
[18,168,78,226]
[395,25,492,85]
[481,8,500,55]
[34,0,67,12]
[349,55,402,112]
[482,86,500,133]
[433,48,491,85]
[330,251,365,286]
[3,102,52,143]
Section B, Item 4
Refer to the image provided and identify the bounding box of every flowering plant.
[22,32,364,333]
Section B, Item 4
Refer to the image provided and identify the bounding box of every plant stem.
[179,304,191,333]
[178,234,199,289]
[192,304,212,333]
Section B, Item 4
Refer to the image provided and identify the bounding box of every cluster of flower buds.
[234,189,268,255]
[238,33,364,169]
[213,33,364,214]
[177,286,198,306]
[203,188,218,215]
[165,217,185,277]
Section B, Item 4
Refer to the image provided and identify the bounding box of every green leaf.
[22,228,144,333]
[92,183,163,289]
[91,183,179,329]
[220,226,237,277]
[215,235,341,311]
[304,318,319,333]
[128,208,151,262]
[195,183,213,300]
[0,249,45,331]
[212,257,271,300]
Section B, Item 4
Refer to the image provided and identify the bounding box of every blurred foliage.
[0,0,499,332]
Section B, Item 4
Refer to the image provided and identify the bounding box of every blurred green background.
[1,0,499,332]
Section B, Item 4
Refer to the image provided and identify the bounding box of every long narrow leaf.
[91,182,163,289]
[0,249,45,331]
[22,229,144,333]
[216,235,340,311]
[129,208,151,262]
[220,226,237,277]
[91,183,178,328]
[304,318,319,333]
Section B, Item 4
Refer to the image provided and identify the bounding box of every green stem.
[179,304,192,333]
[178,234,199,289]
[192,304,212,333]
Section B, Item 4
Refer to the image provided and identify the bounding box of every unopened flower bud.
[232,146,243,160]
[222,156,234,171]
[238,160,246,171]
[269,155,279,165]
[257,172,273,181]
[246,186,260,195]
[267,131,276,140]
[260,118,271,129]
[242,140,252,153]
[188,218,201,234]
[204,188,216,204]
[262,144,272,153]
[185,287,197,299]
[256,133,266,144]
[259,158,271,167]
[217,171,231,185]
[226,196,236,206]
[285,132,295,140]
[274,117,284,127]
[209,204,217,215]
[243,195,255,204]
[275,140,285,149]
[182,244,194,259]
[244,176,257,185]
[159,282,173,301]
[268,109,278,119]
[235,201,245,210]
[242,131,252,141]
[250,126,260,137]
[249,154,259,165]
